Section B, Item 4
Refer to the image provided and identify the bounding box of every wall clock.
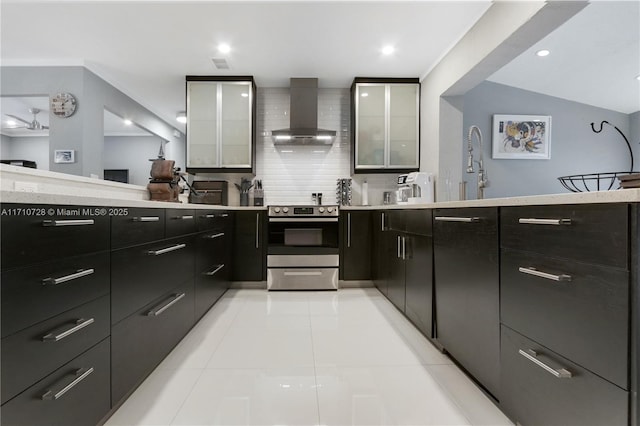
[51,92,77,118]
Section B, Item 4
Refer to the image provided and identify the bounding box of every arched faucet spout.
[466,125,488,199]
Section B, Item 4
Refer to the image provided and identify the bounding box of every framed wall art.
[54,149,76,164]
[492,114,551,159]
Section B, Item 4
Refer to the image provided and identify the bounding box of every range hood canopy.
[271,78,337,145]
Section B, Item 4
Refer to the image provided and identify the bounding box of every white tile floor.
[106,288,513,426]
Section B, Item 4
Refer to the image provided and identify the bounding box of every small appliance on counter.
[396,172,434,204]
[189,180,228,205]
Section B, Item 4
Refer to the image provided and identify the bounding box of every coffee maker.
[396,172,434,204]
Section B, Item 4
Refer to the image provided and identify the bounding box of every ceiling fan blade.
[5,114,31,126]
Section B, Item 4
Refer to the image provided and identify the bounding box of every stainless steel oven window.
[284,228,323,246]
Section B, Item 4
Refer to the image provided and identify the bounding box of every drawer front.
[111,208,165,249]
[501,249,629,389]
[1,338,111,426]
[111,282,194,404]
[1,252,110,338]
[111,235,195,325]
[166,208,197,238]
[195,263,229,320]
[196,210,230,232]
[195,229,227,273]
[1,204,110,269]
[500,326,627,426]
[385,210,405,232]
[404,209,432,236]
[500,204,628,268]
[1,295,110,404]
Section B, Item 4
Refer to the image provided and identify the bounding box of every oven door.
[267,218,339,256]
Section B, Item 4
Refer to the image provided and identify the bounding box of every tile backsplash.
[194,87,396,206]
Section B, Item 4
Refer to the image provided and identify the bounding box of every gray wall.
[631,111,640,166]
[463,81,632,198]
[104,135,162,186]
[1,66,184,178]
[0,135,49,170]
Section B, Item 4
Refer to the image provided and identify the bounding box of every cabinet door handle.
[347,213,352,248]
[174,215,194,220]
[519,266,572,282]
[381,212,386,231]
[518,349,572,379]
[43,219,94,227]
[41,367,94,400]
[204,232,224,240]
[42,318,95,342]
[220,213,229,218]
[434,216,480,223]
[203,264,225,276]
[132,216,160,222]
[147,243,186,256]
[255,213,260,249]
[201,214,216,219]
[397,235,402,258]
[402,236,407,260]
[518,218,572,225]
[42,268,95,286]
[283,271,322,276]
[147,293,186,316]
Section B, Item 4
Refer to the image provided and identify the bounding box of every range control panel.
[268,205,339,217]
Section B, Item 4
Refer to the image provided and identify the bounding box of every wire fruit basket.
[557,121,636,192]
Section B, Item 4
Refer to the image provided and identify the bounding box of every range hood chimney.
[271,78,337,144]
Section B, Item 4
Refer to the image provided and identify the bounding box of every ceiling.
[1,0,492,131]
[488,1,640,114]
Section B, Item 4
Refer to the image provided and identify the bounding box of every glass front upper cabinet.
[351,78,420,173]
[186,76,255,173]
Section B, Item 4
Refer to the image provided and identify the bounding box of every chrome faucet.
[466,125,488,199]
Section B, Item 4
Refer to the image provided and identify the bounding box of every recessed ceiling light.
[241,93,249,98]
[382,45,395,55]
[6,119,16,126]
[123,119,132,126]
[218,43,231,54]
[536,49,550,57]
[361,92,369,97]
[636,74,640,81]
[176,111,187,123]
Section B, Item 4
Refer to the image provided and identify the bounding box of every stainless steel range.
[267,205,339,290]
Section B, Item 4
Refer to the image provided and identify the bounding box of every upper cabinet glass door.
[187,81,218,168]
[389,84,419,168]
[221,82,252,168]
[355,84,386,168]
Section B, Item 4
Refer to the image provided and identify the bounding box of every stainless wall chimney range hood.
[271,78,336,145]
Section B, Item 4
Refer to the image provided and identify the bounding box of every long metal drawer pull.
[42,318,95,342]
[42,268,95,286]
[519,349,572,378]
[132,216,160,222]
[256,213,260,249]
[43,219,94,227]
[402,236,406,260]
[519,266,572,282]
[147,243,186,256]
[381,212,386,231]
[434,216,480,223]
[203,264,225,276]
[347,213,352,248]
[174,215,194,220]
[202,214,216,219]
[397,235,402,258]
[41,367,94,400]
[518,218,572,225]
[147,293,186,316]
[283,271,323,276]
[204,232,225,240]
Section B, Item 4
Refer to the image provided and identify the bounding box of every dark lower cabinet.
[371,211,388,295]
[501,325,627,426]
[232,210,266,281]
[386,231,406,312]
[1,338,111,426]
[340,210,372,280]
[404,234,433,337]
[434,207,500,398]
[111,281,195,404]
[195,229,231,319]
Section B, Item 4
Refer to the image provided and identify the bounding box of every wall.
[0,135,50,170]
[462,81,632,198]
[103,135,164,186]
[631,111,640,166]
[194,87,396,206]
[1,135,13,159]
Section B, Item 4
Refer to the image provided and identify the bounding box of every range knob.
[327,207,333,213]
[283,207,289,213]
[319,207,325,213]
[274,207,280,213]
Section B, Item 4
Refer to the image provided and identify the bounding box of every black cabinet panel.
[386,231,406,312]
[196,210,231,232]
[385,210,406,232]
[232,211,266,281]
[111,208,165,249]
[404,235,433,337]
[1,338,111,426]
[501,248,629,389]
[1,252,110,338]
[500,326,627,426]
[371,211,388,295]
[1,204,110,269]
[166,208,197,238]
[1,296,110,404]
[501,204,628,268]
[111,235,195,325]
[195,230,229,319]
[404,209,432,236]
[111,282,194,404]
[434,207,500,398]
[340,211,372,280]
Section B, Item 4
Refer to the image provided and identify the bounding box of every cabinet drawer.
[195,263,229,320]
[166,209,197,237]
[501,249,628,389]
[111,282,194,404]
[1,252,110,338]
[500,204,628,268]
[1,204,110,269]
[111,235,195,325]
[196,210,230,232]
[404,209,432,236]
[196,230,227,273]
[111,208,165,249]
[1,295,110,404]
[500,326,627,426]
[1,338,110,426]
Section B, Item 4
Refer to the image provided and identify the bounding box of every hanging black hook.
[590,120,633,172]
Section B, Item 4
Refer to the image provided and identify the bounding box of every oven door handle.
[268,218,338,223]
